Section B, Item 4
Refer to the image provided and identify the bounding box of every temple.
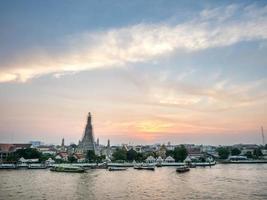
[78,112,95,154]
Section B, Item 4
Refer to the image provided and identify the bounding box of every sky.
[0,0,267,145]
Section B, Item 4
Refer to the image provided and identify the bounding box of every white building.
[146,156,156,163]
[165,156,175,163]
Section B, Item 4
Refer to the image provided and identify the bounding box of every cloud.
[0,4,267,83]
[149,78,267,112]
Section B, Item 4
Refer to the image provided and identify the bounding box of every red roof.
[73,153,84,159]
[0,143,31,153]
[58,152,68,158]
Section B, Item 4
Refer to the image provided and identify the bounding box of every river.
[0,164,266,200]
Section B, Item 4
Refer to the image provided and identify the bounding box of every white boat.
[0,164,16,169]
[28,163,47,169]
[134,163,155,171]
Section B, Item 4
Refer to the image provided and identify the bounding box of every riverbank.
[219,160,267,164]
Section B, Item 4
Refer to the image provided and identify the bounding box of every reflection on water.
[0,164,267,200]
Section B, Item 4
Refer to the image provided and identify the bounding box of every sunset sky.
[0,0,266,145]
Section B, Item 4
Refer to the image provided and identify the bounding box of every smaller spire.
[107,139,110,147]
[87,112,92,124]
[61,138,65,147]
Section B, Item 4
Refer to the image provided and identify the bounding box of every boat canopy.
[156,156,163,162]
[146,156,156,163]
[46,158,55,163]
[19,157,39,163]
[165,156,175,162]
[184,156,192,162]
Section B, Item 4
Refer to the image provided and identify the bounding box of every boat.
[134,163,155,171]
[28,163,47,169]
[195,161,216,167]
[50,165,85,173]
[156,163,162,167]
[221,160,267,164]
[188,163,196,168]
[0,164,17,169]
[108,167,127,171]
[176,166,190,173]
[108,163,134,167]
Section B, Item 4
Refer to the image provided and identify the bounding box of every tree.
[156,145,166,158]
[15,148,42,159]
[245,151,253,159]
[70,144,77,149]
[39,154,54,163]
[112,148,127,161]
[86,150,97,163]
[68,156,77,163]
[127,149,138,161]
[231,148,241,156]
[217,147,230,159]
[95,155,105,163]
[136,153,145,162]
[6,154,17,162]
[173,145,188,162]
[166,150,175,158]
[253,148,263,159]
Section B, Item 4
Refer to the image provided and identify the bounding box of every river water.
[0,164,266,200]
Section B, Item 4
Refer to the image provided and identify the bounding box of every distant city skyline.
[0,0,267,145]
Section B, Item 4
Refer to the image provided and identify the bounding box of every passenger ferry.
[134,163,155,171]
[50,165,85,173]
[0,164,16,169]
[28,163,47,169]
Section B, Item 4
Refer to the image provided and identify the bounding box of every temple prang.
[78,112,95,154]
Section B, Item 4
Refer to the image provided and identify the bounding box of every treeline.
[6,148,51,162]
[216,146,265,159]
[106,145,188,162]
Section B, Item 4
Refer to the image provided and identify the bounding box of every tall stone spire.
[107,139,111,158]
[61,138,65,147]
[61,138,65,151]
[107,139,110,147]
[80,112,95,153]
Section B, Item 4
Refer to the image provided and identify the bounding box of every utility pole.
[261,126,265,146]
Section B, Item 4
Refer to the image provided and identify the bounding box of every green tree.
[231,148,241,156]
[39,154,54,163]
[217,147,230,159]
[245,151,253,159]
[173,145,188,162]
[253,148,263,159]
[127,149,138,161]
[70,144,77,148]
[136,153,145,162]
[95,155,105,163]
[86,150,97,163]
[68,156,77,163]
[166,150,175,158]
[112,148,127,161]
[15,148,42,159]
[6,154,17,162]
